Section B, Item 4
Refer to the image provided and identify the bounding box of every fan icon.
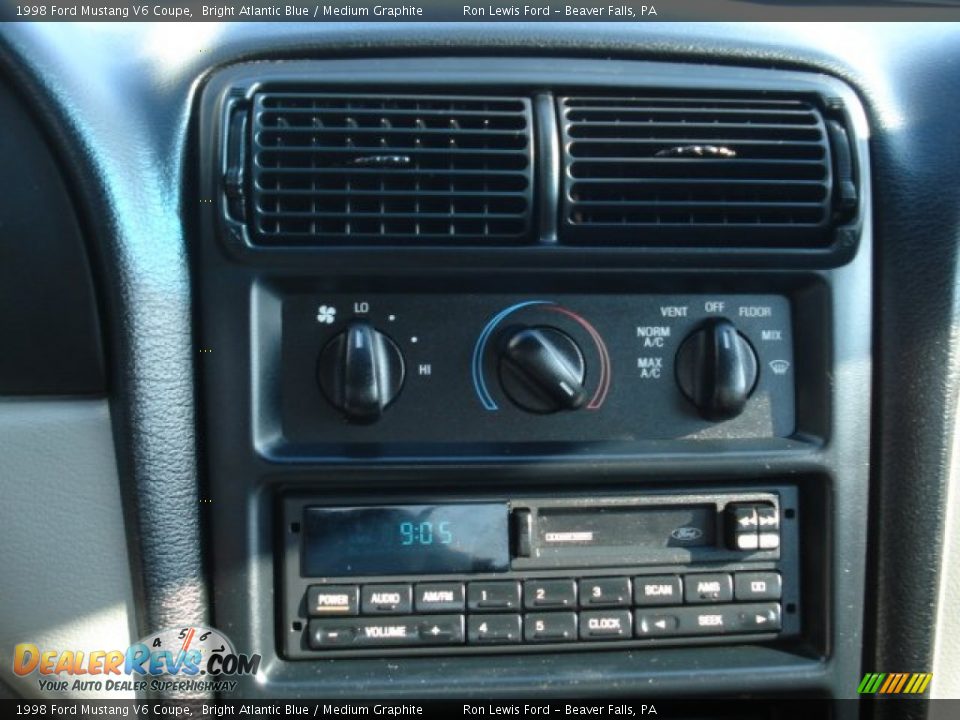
[316,305,337,324]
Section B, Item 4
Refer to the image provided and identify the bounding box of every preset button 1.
[467,581,522,611]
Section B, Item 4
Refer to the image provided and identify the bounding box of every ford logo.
[670,526,703,541]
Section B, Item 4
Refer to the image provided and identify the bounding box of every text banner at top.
[3,1,960,22]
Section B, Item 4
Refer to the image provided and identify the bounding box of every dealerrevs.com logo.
[13,626,261,694]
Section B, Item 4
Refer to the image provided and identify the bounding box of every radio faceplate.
[281,487,801,658]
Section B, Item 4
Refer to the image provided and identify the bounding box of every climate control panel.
[278,294,795,446]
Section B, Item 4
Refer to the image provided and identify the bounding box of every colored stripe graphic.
[893,673,909,693]
[858,672,932,694]
[878,674,895,694]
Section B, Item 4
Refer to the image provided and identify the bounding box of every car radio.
[280,487,800,657]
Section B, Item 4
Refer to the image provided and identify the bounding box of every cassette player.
[280,487,800,658]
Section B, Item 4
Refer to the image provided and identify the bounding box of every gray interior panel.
[0,399,136,699]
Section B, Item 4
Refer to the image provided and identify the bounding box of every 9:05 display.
[399,521,453,546]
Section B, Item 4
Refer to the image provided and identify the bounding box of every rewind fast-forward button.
[635,611,681,637]
[736,604,782,632]
[635,603,783,638]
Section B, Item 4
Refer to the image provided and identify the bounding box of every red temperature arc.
[542,305,612,410]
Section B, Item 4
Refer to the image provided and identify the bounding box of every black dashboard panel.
[194,57,871,700]
[0,76,105,395]
[3,21,960,710]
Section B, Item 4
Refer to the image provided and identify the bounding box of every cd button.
[684,573,733,604]
[579,577,631,607]
[734,572,782,601]
[361,584,412,614]
[525,612,577,642]
[307,585,359,617]
[467,581,521,611]
[579,610,632,640]
[468,614,522,644]
[414,582,465,613]
[634,575,682,606]
[524,579,577,609]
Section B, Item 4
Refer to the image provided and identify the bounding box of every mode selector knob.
[317,322,405,423]
[498,326,587,414]
[675,318,759,421]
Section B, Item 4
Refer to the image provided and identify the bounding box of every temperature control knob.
[675,318,758,421]
[317,322,405,423]
[498,326,587,414]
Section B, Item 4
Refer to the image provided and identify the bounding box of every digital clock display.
[301,503,510,577]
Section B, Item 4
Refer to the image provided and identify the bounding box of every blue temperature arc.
[472,300,553,410]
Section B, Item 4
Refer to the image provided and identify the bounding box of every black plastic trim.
[199,58,867,270]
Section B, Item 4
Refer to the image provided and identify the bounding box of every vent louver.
[248,93,534,246]
[558,94,846,246]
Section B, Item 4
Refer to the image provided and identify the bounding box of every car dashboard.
[0,19,959,713]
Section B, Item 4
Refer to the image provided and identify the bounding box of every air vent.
[247,93,534,246]
[558,93,851,246]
